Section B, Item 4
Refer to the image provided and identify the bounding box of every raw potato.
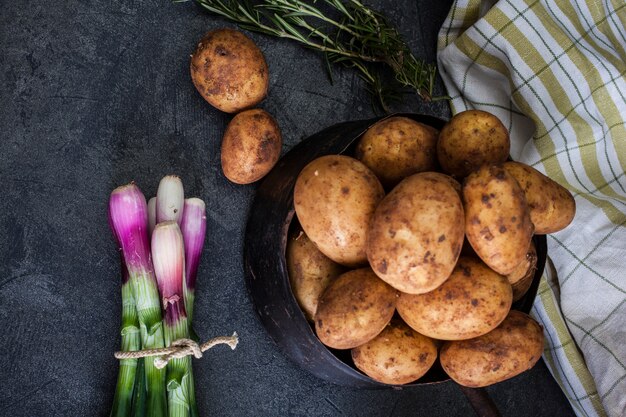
[221,109,282,184]
[190,28,269,113]
[507,240,538,302]
[294,155,384,267]
[438,110,510,178]
[464,164,534,275]
[503,161,576,234]
[286,227,344,321]
[440,310,544,387]
[396,257,512,340]
[355,117,438,187]
[351,319,438,385]
[367,172,464,294]
[315,268,398,349]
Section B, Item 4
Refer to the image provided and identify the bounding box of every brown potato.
[190,28,269,113]
[440,310,544,387]
[438,110,510,178]
[315,268,398,350]
[464,164,534,275]
[286,227,345,321]
[351,319,438,385]
[507,241,538,302]
[503,161,576,234]
[355,117,438,187]
[367,172,464,294]
[396,257,512,340]
[221,109,282,184]
[294,155,384,267]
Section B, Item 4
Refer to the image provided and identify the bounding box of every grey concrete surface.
[0,1,576,416]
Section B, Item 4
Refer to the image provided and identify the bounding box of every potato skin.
[507,240,537,302]
[438,110,510,178]
[294,155,384,267]
[286,228,344,321]
[367,172,464,294]
[355,117,438,187]
[396,257,512,340]
[190,28,269,113]
[315,268,398,350]
[440,310,544,387]
[351,319,438,385]
[221,109,282,184]
[464,164,534,275]
[503,161,575,234]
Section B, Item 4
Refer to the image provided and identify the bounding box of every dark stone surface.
[0,1,575,416]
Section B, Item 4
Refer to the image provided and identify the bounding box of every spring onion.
[109,184,168,417]
[152,222,193,417]
[179,198,206,417]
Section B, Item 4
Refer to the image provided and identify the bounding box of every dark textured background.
[0,1,576,416]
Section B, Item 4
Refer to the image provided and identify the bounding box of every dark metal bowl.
[243,113,546,389]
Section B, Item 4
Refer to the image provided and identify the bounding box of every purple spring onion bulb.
[180,198,207,323]
[156,175,184,225]
[109,184,153,274]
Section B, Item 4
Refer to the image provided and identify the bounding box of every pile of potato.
[288,111,575,387]
[190,28,282,185]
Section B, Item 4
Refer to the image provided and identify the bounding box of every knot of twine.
[114,332,239,369]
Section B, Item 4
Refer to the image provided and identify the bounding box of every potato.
[440,310,544,387]
[464,164,534,275]
[315,268,398,349]
[367,172,464,294]
[355,117,438,187]
[294,155,384,267]
[508,241,537,302]
[286,227,345,321]
[220,109,282,184]
[396,257,512,340]
[190,28,269,113]
[503,161,576,234]
[438,110,510,178]
[351,319,437,385]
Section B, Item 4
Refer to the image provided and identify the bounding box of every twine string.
[114,332,239,369]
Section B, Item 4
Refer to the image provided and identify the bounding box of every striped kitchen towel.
[437,1,626,416]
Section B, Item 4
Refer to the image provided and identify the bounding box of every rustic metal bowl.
[243,113,546,389]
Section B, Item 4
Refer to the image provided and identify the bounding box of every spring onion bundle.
[109,176,209,417]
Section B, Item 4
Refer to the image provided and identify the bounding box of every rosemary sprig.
[192,0,438,111]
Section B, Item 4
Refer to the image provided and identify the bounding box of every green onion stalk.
[152,222,193,417]
[109,184,168,417]
[109,257,141,417]
[179,198,206,417]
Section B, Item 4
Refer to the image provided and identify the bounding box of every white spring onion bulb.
[156,175,184,225]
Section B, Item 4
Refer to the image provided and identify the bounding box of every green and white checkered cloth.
[437,1,626,416]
